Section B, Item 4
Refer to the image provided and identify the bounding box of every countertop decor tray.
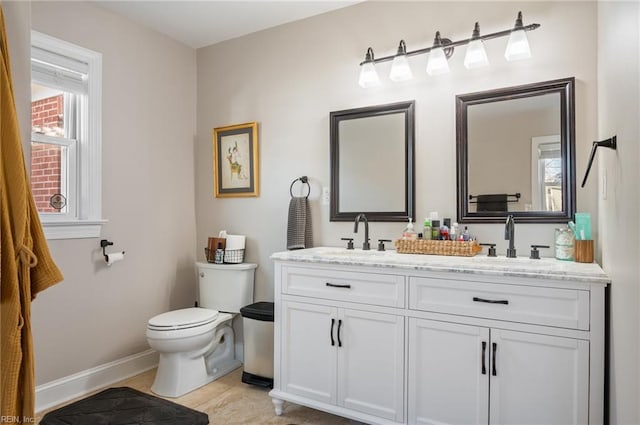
[395,239,482,257]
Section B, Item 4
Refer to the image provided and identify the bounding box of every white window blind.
[31,46,88,95]
[537,141,561,160]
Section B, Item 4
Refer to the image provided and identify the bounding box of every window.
[31,31,105,239]
[531,135,562,212]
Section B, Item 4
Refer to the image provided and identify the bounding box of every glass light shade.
[389,55,413,82]
[358,62,381,88]
[505,29,531,61]
[464,39,489,69]
[426,47,450,76]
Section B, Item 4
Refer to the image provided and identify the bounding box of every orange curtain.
[1,4,63,420]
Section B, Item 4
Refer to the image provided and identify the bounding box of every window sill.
[43,219,108,240]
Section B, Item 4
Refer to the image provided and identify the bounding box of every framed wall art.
[213,122,259,198]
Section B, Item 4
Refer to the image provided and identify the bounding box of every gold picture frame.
[213,122,259,198]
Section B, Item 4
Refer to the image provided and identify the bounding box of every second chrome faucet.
[505,214,516,258]
[354,213,370,250]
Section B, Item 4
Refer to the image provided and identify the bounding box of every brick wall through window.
[31,95,63,213]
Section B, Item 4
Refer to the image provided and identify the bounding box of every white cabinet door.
[408,318,490,425]
[338,309,405,422]
[489,329,589,425]
[281,301,337,405]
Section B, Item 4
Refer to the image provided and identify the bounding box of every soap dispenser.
[402,218,418,240]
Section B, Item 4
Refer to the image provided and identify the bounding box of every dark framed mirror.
[330,100,415,222]
[456,77,575,223]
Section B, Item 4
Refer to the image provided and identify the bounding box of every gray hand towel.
[287,197,313,250]
[476,194,508,212]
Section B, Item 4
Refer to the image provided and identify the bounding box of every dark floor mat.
[40,387,209,425]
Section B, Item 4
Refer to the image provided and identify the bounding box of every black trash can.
[240,301,274,388]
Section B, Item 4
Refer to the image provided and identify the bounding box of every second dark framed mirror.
[456,77,575,223]
[330,100,415,222]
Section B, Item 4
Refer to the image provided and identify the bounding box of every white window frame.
[31,31,106,239]
[530,135,561,211]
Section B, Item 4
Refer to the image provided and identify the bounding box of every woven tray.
[395,239,482,257]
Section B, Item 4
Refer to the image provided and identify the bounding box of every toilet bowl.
[146,262,256,398]
[146,307,238,397]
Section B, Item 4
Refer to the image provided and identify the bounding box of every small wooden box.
[574,240,594,263]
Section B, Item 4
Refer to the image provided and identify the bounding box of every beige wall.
[597,2,640,424]
[195,1,598,302]
[7,1,198,384]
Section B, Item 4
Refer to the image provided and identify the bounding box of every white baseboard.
[35,349,158,413]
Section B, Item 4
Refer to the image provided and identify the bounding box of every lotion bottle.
[431,220,440,240]
[440,218,450,240]
[450,222,459,241]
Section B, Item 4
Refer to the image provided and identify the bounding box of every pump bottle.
[402,218,418,240]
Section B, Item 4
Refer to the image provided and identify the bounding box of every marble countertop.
[271,247,610,284]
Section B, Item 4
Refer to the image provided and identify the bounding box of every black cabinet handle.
[492,342,497,376]
[337,319,343,347]
[326,282,352,289]
[330,318,335,346]
[473,297,509,305]
[481,341,487,375]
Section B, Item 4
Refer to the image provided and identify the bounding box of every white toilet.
[146,262,256,398]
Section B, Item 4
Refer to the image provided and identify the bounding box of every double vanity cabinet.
[269,247,610,425]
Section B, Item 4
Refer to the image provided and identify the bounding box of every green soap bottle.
[423,217,432,240]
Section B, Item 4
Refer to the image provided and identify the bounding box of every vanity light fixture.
[504,12,532,61]
[426,32,452,76]
[358,11,540,86]
[389,40,413,82]
[358,47,381,88]
[464,23,490,69]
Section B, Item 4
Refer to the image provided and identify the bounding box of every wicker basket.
[394,239,482,257]
[223,249,245,264]
[204,247,245,264]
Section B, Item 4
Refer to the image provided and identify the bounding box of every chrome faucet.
[354,213,370,250]
[505,214,516,258]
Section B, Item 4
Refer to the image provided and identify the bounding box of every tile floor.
[36,367,361,424]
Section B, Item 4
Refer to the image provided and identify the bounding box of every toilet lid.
[148,307,218,331]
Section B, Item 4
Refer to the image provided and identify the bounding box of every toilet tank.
[196,262,256,313]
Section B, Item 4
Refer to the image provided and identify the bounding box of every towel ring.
[290,176,310,199]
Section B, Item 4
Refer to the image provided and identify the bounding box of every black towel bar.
[290,176,310,198]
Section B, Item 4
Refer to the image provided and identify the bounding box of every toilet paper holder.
[100,239,125,265]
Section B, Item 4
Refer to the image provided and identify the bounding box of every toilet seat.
[148,307,218,331]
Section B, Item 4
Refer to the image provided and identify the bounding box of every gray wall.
[597,2,640,424]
